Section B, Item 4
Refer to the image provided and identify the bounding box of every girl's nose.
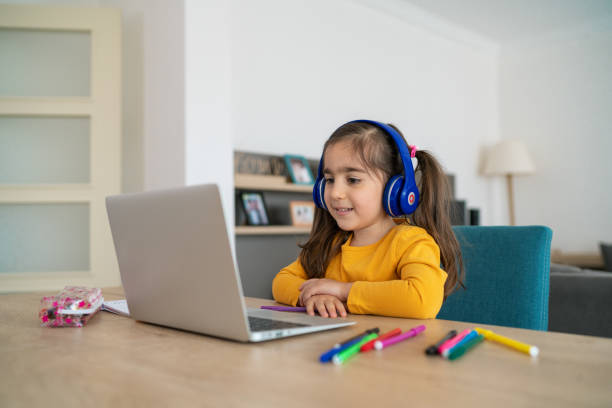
[330,184,345,199]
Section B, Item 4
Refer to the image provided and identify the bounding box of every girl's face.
[323,140,395,245]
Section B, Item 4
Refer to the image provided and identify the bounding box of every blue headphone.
[312,119,419,217]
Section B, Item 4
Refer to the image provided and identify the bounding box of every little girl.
[272,120,463,319]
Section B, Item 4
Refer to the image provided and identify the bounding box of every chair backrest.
[438,226,553,331]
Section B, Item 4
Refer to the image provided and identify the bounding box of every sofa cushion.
[550,263,583,274]
[549,270,612,338]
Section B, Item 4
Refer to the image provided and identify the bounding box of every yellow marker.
[475,327,539,357]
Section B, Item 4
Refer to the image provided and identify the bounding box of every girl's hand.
[298,278,353,306]
[304,294,347,318]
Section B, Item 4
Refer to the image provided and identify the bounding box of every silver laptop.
[105,183,355,342]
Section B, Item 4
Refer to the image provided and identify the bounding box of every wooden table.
[1,287,611,407]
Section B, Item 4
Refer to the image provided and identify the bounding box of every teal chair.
[438,226,553,331]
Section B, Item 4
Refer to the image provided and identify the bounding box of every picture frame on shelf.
[284,154,314,185]
[240,191,270,226]
[289,201,315,227]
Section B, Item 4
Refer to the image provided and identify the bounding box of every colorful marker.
[333,332,379,364]
[320,336,367,363]
[437,328,471,356]
[448,333,484,361]
[360,328,402,352]
[425,330,458,355]
[442,330,478,358]
[475,327,539,357]
[334,328,379,349]
[260,306,307,312]
[374,325,426,350]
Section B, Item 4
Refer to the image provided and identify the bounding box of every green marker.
[332,332,379,365]
[448,333,484,361]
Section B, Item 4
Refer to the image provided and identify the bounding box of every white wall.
[500,15,612,252]
[110,0,235,239]
[184,0,234,238]
[230,0,502,225]
[101,0,185,193]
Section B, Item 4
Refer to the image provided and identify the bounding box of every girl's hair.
[298,122,464,298]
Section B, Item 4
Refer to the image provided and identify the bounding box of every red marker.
[360,328,402,352]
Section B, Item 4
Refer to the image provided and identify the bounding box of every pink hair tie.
[409,145,418,158]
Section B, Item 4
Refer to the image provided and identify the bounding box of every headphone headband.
[348,120,414,182]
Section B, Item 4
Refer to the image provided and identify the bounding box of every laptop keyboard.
[248,316,309,332]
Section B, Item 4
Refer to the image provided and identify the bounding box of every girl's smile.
[332,206,353,215]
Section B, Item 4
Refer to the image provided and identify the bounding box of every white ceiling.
[400,0,612,44]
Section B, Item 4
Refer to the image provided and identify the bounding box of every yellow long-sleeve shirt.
[272,225,447,319]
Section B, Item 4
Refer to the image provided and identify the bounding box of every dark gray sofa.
[549,263,612,338]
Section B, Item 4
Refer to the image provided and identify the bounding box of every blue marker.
[442,330,479,358]
[320,336,368,363]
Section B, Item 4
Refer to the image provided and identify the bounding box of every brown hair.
[298,121,464,297]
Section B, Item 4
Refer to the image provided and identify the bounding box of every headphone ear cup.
[400,185,419,215]
[383,175,404,217]
[312,177,327,209]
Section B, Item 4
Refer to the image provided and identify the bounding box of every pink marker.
[374,325,426,350]
[437,328,471,356]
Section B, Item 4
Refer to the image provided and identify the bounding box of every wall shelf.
[234,173,313,236]
[235,225,311,235]
[235,173,313,193]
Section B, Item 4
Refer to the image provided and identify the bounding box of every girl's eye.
[324,177,334,184]
[347,177,360,184]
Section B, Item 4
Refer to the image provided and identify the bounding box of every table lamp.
[483,140,535,226]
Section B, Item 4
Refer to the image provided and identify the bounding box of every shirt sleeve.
[272,259,308,306]
[346,233,447,319]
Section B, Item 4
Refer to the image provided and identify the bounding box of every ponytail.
[411,150,465,297]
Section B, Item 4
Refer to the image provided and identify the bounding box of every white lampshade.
[483,139,535,176]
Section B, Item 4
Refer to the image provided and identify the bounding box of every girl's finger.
[305,299,316,316]
[325,300,338,318]
[335,300,347,317]
[315,300,329,318]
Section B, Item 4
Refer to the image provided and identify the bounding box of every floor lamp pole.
[506,174,515,226]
